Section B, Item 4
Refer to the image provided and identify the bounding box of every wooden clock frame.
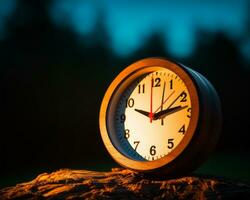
[99,57,222,176]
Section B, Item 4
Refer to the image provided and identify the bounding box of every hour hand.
[134,109,150,118]
[154,106,188,120]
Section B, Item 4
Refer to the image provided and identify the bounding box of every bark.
[1,168,250,200]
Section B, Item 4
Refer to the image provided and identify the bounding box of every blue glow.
[50,0,97,35]
[241,39,250,64]
[0,0,16,39]
[39,0,250,58]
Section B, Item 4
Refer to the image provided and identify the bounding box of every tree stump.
[1,168,250,199]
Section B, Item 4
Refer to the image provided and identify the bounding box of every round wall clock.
[99,57,222,176]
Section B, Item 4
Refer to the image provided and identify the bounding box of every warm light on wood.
[99,57,222,176]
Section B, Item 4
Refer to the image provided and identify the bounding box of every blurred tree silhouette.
[0,0,114,178]
[0,0,249,185]
[189,30,250,151]
[131,31,170,59]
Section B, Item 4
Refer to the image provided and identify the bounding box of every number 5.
[168,138,174,149]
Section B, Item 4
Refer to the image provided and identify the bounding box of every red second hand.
[149,77,154,123]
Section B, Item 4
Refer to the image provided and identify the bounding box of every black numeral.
[168,138,174,149]
[124,129,130,139]
[138,84,145,94]
[153,77,161,87]
[180,92,187,102]
[126,98,134,108]
[120,114,126,123]
[150,145,156,155]
[170,79,173,89]
[134,141,140,151]
[187,107,191,118]
[178,125,186,134]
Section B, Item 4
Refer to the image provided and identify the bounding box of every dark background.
[0,0,250,187]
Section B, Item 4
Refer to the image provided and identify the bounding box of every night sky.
[54,0,250,58]
[1,0,250,59]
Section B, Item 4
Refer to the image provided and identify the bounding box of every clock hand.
[154,90,175,113]
[167,91,185,109]
[134,109,150,118]
[160,81,166,125]
[154,105,188,120]
[149,76,154,123]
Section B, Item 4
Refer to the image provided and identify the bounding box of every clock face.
[101,58,220,174]
[111,68,192,161]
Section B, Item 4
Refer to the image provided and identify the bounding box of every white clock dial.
[114,69,191,161]
[101,58,221,174]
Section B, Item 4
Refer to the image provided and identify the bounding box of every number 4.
[178,124,186,134]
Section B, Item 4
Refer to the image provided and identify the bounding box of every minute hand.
[154,105,188,120]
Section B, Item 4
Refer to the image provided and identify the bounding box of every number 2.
[153,78,161,87]
[180,91,187,102]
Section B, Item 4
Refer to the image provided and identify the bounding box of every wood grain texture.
[1,168,250,200]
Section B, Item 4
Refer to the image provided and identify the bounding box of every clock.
[99,58,222,176]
